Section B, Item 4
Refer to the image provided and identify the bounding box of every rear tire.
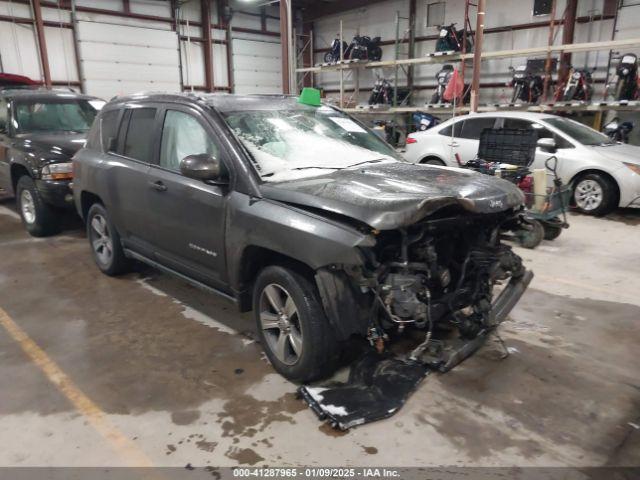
[16,175,59,237]
[253,265,339,383]
[86,203,130,276]
[369,46,382,61]
[573,173,617,216]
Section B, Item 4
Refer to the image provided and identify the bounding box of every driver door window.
[159,110,219,172]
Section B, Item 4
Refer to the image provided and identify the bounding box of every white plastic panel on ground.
[232,38,281,94]
[76,20,180,100]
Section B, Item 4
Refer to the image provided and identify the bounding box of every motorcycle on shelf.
[561,67,594,101]
[430,64,454,103]
[435,23,472,52]
[509,65,543,104]
[324,37,348,63]
[603,117,634,143]
[346,35,383,61]
[614,53,639,100]
[368,77,411,106]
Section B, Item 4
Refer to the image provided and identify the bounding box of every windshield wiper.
[290,159,387,171]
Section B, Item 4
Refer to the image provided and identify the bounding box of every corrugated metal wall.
[0,0,282,100]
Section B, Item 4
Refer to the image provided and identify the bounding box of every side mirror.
[180,153,223,182]
[537,137,557,153]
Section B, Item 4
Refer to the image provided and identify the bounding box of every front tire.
[253,265,338,383]
[86,203,130,275]
[573,173,617,216]
[16,175,59,237]
[563,86,577,101]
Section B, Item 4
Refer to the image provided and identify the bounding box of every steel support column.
[280,0,291,94]
[31,0,52,88]
[201,0,214,92]
[558,0,577,85]
[469,0,485,112]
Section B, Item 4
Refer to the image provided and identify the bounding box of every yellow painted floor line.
[0,306,154,467]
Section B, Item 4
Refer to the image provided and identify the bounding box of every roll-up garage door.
[232,38,282,94]
[76,21,180,100]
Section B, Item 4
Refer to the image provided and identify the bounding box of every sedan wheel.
[574,178,603,212]
[259,283,303,366]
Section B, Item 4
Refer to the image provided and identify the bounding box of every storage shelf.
[342,100,640,115]
[298,37,640,73]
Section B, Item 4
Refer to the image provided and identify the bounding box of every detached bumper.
[35,179,74,209]
[491,269,534,326]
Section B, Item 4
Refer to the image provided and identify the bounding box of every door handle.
[149,180,167,192]
[448,142,459,147]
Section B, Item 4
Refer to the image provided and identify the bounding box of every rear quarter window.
[438,121,462,137]
[85,109,120,152]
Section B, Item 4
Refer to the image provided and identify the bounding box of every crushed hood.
[260,162,524,230]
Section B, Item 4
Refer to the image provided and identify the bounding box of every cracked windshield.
[223,106,401,182]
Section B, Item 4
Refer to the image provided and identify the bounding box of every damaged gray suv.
[73,92,532,382]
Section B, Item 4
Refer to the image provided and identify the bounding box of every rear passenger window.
[438,121,462,137]
[459,117,497,140]
[99,110,120,152]
[123,108,156,162]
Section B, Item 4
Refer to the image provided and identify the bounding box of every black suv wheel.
[86,203,130,276]
[16,175,59,237]
[253,265,338,382]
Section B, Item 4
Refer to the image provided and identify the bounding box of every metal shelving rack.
[297,5,640,118]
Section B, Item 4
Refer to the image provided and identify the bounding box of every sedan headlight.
[41,162,73,181]
[624,162,640,175]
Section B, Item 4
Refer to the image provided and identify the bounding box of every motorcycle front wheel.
[324,52,335,63]
[563,86,577,101]
[512,84,523,103]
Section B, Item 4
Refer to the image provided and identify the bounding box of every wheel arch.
[419,155,446,165]
[570,169,621,206]
[237,245,316,312]
[10,163,31,193]
[79,191,104,222]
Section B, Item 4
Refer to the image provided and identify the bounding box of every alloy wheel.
[574,179,603,211]
[20,189,36,224]
[90,214,113,265]
[259,283,303,366]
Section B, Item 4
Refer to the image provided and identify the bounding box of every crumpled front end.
[316,204,531,344]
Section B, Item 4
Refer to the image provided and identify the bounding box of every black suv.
[0,89,103,236]
[73,92,531,382]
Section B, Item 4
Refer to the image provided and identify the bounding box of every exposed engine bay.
[302,207,531,430]
[359,207,526,343]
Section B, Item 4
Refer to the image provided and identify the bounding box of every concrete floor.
[0,197,639,468]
